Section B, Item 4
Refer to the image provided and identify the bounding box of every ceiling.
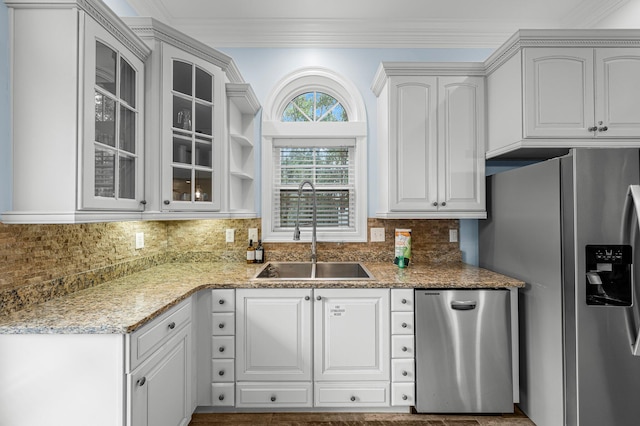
[123,0,633,48]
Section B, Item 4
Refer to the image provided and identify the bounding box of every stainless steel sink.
[252,262,374,281]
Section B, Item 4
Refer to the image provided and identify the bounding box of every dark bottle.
[255,240,264,264]
[246,239,255,264]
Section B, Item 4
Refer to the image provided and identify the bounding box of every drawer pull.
[350,396,356,402]
[271,396,277,402]
[218,370,225,376]
[218,346,225,353]
[219,323,225,329]
[137,377,146,387]
[401,298,407,304]
[402,346,408,352]
[305,296,310,301]
[401,322,408,328]
[316,295,322,301]
[219,299,225,305]
[402,394,408,401]
[168,322,176,330]
[402,370,408,376]
[218,394,225,401]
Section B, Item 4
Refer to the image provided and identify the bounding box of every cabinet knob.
[218,370,225,376]
[432,202,438,207]
[402,370,408,376]
[219,346,225,353]
[350,396,356,402]
[599,125,609,132]
[219,299,225,305]
[402,346,408,352]
[402,394,408,401]
[316,295,322,301]
[164,200,171,205]
[218,394,225,401]
[137,377,146,387]
[271,396,277,402]
[168,322,176,330]
[588,126,598,132]
[441,202,446,207]
[219,323,225,329]
[305,296,310,301]
[401,298,407,304]
[401,322,408,328]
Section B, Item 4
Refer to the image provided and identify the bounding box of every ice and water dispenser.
[586,245,632,306]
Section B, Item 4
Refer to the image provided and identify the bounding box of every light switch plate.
[248,228,259,243]
[449,229,458,243]
[135,232,144,250]
[370,228,385,242]
[226,229,235,243]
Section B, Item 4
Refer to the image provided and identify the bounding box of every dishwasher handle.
[451,300,477,311]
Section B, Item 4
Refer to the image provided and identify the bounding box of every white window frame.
[262,67,367,243]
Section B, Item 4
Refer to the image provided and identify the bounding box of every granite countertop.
[0,261,523,335]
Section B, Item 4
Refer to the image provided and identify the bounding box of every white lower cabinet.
[211,289,236,407]
[235,288,393,409]
[390,289,415,407]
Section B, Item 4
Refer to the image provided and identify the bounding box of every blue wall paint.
[0,2,10,214]
[221,47,493,265]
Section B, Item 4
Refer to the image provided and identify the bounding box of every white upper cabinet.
[372,63,486,219]
[125,18,260,219]
[3,0,151,223]
[486,30,640,159]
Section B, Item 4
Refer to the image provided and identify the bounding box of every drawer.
[391,311,414,335]
[212,312,235,336]
[236,382,313,408]
[391,335,415,358]
[212,359,235,382]
[391,358,415,382]
[391,382,415,406]
[212,336,235,359]
[211,383,235,407]
[314,382,390,407]
[129,298,192,371]
[391,289,414,312]
[212,289,235,312]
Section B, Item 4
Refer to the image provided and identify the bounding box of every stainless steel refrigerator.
[479,148,640,426]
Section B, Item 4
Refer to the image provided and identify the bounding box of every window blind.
[273,143,356,232]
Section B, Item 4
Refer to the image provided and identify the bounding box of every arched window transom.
[282,91,348,122]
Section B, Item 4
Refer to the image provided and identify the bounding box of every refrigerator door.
[415,289,512,413]
[572,149,640,426]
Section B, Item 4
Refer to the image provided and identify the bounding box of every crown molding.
[5,0,151,60]
[122,17,244,83]
[226,83,261,115]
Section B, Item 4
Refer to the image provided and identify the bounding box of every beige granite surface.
[0,261,523,335]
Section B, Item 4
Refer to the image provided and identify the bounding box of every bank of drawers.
[211,289,235,407]
[390,289,415,406]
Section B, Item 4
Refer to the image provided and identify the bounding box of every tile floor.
[189,409,535,425]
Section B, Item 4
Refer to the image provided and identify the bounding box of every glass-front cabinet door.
[82,19,145,211]
[163,45,222,211]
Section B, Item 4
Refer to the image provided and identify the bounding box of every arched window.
[262,68,367,243]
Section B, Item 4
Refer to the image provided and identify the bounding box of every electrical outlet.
[248,228,259,243]
[226,229,235,243]
[135,232,144,250]
[449,229,458,243]
[370,228,385,242]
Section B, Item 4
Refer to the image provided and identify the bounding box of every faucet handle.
[293,228,301,241]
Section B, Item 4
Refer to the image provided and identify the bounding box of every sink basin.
[252,262,374,281]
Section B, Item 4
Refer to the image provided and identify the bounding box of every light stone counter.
[0,261,523,334]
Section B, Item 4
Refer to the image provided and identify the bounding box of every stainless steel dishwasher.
[415,289,513,413]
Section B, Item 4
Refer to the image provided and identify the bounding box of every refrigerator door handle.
[621,185,640,356]
[450,301,477,311]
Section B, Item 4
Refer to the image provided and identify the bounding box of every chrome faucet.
[293,180,317,264]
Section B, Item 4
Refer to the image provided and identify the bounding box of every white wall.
[594,0,640,27]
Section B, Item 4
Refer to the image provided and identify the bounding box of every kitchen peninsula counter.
[0,261,523,335]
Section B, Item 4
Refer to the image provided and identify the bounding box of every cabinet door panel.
[389,77,438,211]
[129,327,190,426]
[596,48,640,137]
[236,289,312,381]
[438,77,485,211]
[524,48,594,138]
[314,289,390,382]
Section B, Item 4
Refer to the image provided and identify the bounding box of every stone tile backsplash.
[0,218,459,314]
